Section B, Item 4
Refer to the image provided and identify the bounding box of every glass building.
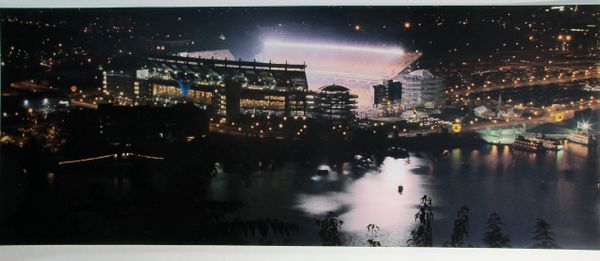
[396,69,444,109]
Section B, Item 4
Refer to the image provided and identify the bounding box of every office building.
[373,79,402,116]
[312,84,357,121]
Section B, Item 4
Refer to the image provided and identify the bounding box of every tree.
[444,206,470,247]
[407,195,433,247]
[366,224,381,247]
[483,212,510,248]
[187,200,299,244]
[531,218,559,249]
[316,211,344,246]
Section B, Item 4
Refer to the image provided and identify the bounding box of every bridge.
[58,152,164,166]
[466,72,600,95]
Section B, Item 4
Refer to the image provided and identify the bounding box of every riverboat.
[512,135,545,152]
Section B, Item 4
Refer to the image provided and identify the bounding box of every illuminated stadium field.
[256,39,422,110]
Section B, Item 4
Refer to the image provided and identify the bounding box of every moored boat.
[512,135,545,152]
[536,135,564,151]
[567,130,598,147]
[542,138,563,151]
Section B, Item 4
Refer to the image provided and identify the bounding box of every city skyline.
[1,4,600,252]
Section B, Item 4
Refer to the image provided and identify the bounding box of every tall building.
[373,79,402,116]
[396,69,443,109]
[312,84,357,121]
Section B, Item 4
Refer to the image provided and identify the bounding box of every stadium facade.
[104,55,311,122]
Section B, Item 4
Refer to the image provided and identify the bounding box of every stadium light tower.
[263,39,405,55]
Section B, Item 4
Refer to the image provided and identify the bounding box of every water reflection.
[209,144,600,248]
[297,156,426,245]
[47,172,55,185]
[341,162,352,176]
[565,141,590,158]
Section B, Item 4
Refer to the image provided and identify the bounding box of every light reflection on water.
[209,144,600,248]
[297,157,425,235]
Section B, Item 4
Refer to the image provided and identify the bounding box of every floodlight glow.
[264,40,405,55]
[259,38,420,111]
[580,121,591,130]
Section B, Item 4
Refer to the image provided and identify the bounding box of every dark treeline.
[316,196,560,249]
[0,135,301,244]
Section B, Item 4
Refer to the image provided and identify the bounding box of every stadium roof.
[409,69,434,79]
[141,55,309,90]
[320,84,349,92]
[178,49,235,60]
[257,39,421,84]
[395,69,438,81]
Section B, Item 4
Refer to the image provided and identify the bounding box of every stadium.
[256,39,422,111]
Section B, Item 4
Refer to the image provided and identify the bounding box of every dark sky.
[1,6,598,63]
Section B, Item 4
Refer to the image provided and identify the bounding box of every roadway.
[463,72,600,95]
[463,101,600,132]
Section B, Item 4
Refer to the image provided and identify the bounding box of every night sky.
[1,6,599,74]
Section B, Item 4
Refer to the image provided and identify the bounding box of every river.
[209,142,600,248]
